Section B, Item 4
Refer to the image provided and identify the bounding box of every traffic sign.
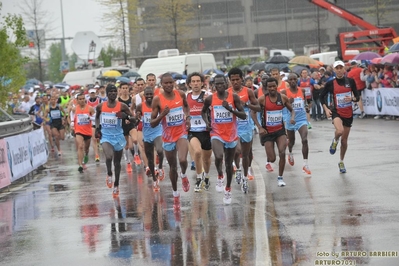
[60,61,69,74]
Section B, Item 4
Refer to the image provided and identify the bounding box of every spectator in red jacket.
[347,60,366,118]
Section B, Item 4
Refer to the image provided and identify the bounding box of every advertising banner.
[0,139,12,189]
[362,88,399,116]
[6,133,32,182]
[29,128,49,169]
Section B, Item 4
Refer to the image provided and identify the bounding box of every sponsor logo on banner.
[0,139,12,189]
[376,90,383,112]
[5,128,48,182]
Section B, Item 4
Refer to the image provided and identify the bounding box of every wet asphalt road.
[0,118,398,266]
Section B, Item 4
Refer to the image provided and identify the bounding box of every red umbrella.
[370,57,383,64]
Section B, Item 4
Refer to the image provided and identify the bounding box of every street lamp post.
[198,3,201,51]
[60,0,66,62]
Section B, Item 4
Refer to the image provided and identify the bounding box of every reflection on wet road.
[1,119,399,265]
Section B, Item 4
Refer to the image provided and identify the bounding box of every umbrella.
[353,52,381,61]
[122,71,141,78]
[250,62,266,71]
[291,65,310,76]
[203,69,224,75]
[102,70,122,78]
[289,56,319,66]
[266,55,290,64]
[239,65,251,72]
[381,53,399,65]
[388,43,399,53]
[115,76,131,83]
[370,57,383,64]
[265,63,289,72]
[54,82,70,89]
[26,78,41,85]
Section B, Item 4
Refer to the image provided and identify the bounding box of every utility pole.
[60,0,66,62]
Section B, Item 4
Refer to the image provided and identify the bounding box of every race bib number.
[190,115,206,132]
[77,114,90,125]
[213,105,232,123]
[237,106,249,125]
[50,110,61,119]
[304,87,311,97]
[266,110,283,127]
[165,107,184,127]
[292,98,304,112]
[101,112,118,128]
[143,112,151,128]
[336,92,351,108]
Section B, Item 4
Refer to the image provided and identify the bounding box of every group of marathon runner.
[31,60,359,210]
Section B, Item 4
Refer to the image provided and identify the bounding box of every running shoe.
[288,153,295,166]
[277,177,286,187]
[134,154,141,165]
[78,166,84,173]
[58,151,62,156]
[203,178,210,191]
[126,162,132,173]
[83,154,89,164]
[145,166,151,177]
[307,122,312,129]
[338,162,346,173]
[223,188,232,204]
[302,165,312,175]
[329,138,338,155]
[95,155,100,162]
[153,180,160,192]
[235,169,242,184]
[182,177,190,192]
[191,161,196,171]
[157,168,165,181]
[123,153,127,161]
[216,175,224,192]
[173,194,180,212]
[106,176,113,188]
[194,178,203,192]
[112,186,119,198]
[248,167,254,180]
[241,179,249,194]
[359,111,366,119]
[265,163,274,172]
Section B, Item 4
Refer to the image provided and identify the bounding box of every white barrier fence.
[0,128,48,189]
[360,88,399,116]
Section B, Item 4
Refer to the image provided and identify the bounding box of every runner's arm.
[231,93,247,120]
[201,95,212,129]
[282,94,295,124]
[247,89,261,111]
[95,103,103,129]
[150,96,164,128]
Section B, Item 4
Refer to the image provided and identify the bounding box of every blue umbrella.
[115,76,131,83]
[388,43,399,53]
[122,71,140,78]
[203,69,224,75]
[54,82,70,89]
[26,78,41,85]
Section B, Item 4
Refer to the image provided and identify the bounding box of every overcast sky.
[1,0,108,56]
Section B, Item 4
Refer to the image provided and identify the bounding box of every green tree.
[97,0,139,63]
[231,56,252,69]
[152,0,195,50]
[98,44,124,67]
[0,2,29,105]
[47,42,67,83]
[363,0,392,25]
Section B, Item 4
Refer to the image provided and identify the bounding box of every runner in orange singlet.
[150,73,191,212]
[71,93,95,173]
[201,74,246,205]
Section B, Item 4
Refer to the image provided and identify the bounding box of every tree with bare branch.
[152,0,194,50]
[19,0,53,82]
[97,0,140,64]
